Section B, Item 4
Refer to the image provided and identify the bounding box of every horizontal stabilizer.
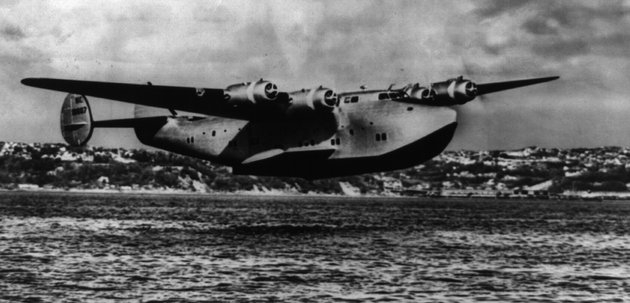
[93,117,167,128]
[477,76,559,96]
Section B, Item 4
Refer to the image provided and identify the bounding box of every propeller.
[459,57,559,100]
[453,56,560,150]
[454,57,491,150]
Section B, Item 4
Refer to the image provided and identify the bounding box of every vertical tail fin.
[60,94,93,146]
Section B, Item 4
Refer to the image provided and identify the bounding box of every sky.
[0,0,629,150]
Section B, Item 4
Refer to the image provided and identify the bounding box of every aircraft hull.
[134,98,459,179]
[135,118,457,179]
[233,122,457,178]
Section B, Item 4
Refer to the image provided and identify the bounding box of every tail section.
[60,94,93,146]
[59,95,171,146]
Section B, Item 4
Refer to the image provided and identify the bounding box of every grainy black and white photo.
[1,0,630,302]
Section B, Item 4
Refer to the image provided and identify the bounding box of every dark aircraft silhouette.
[22,75,558,178]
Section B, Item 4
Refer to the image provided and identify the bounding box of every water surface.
[1,192,629,302]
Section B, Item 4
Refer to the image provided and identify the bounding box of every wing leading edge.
[21,78,251,119]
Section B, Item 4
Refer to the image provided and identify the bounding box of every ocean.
[0,192,629,302]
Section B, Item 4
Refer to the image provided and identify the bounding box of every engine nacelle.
[403,83,436,102]
[286,86,337,116]
[224,79,279,107]
[431,77,478,105]
[60,94,93,146]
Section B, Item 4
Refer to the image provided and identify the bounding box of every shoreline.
[3,188,630,202]
[0,188,373,199]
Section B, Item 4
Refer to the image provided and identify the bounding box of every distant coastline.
[5,187,630,202]
[1,141,630,200]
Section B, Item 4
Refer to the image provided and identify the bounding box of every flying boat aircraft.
[21,75,558,178]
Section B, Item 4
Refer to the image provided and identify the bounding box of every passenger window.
[382,133,387,141]
[388,92,401,100]
[344,97,352,103]
[351,96,359,103]
[331,139,335,146]
[376,134,381,141]
[336,138,340,145]
[212,130,216,136]
[378,93,389,100]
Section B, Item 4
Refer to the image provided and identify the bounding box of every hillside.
[1,142,629,196]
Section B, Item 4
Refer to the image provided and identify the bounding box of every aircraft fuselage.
[135,89,458,178]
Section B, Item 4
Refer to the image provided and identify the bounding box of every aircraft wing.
[476,76,559,96]
[21,78,265,120]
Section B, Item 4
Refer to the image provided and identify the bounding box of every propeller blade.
[477,76,559,96]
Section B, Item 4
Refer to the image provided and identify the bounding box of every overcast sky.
[1,0,629,150]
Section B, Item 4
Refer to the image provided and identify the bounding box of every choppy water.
[1,192,629,302]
